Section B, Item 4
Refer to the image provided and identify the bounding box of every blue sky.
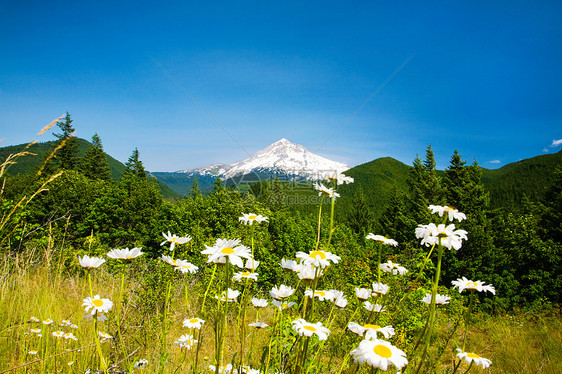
[1,1,561,172]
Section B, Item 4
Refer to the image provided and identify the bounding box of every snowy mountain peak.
[177,139,350,181]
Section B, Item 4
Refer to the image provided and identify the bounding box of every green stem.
[463,291,475,351]
[116,270,127,367]
[201,264,217,315]
[326,182,336,250]
[315,198,323,251]
[94,315,108,372]
[462,361,474,374]
[377,242,382,283]
[415,243,444,374]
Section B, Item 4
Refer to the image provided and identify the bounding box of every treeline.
[1,116,561,309]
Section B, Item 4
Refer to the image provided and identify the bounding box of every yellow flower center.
[249,215,257,220]
[364,324,381,330]
[221,247,234,254]
[303,325,317,332]
[310,250,326,259]
[467,282,477,288]
[467,352,480,359]
[373,344,392,358]
[189,318,199,323]
[316,291,326,297]
[241,272,251,277]
[437,231,448,238]
[93,299,104,308]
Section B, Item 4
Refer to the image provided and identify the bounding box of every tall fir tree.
[408,155,431,224]
[379,188,415,243]
[347,186,373,238]
[123,148,146,179]
[422,145,444,205]
[53,112,79,170]
[81,133,111,180]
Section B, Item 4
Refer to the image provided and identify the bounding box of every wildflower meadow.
[1,119,561,373]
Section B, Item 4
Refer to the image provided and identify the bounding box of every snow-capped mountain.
[177,138,350,180]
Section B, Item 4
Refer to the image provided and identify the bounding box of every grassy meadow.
[1,120,561,373]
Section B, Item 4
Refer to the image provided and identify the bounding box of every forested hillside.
[1,116,561,308]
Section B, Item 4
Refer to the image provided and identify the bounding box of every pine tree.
[81,133,111,180]
[190,177,202,199]
[541,167,562,241]
[123,148,146,179]
[53,112,79,170]
[379,188,415,243]
[408,155,431,224]
[347,186,373,237]
[422,145,444,205]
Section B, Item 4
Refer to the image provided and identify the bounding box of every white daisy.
[351,338,408,371]
[28,350,38,355]
[52,331,64,338]
[304,289,334,301]
[364,301,386,312]
[249,321,269,329]
[215,288,240,302]
[64,332,78,341]
[239,213,269,225]
[175,260,199,274]
[295,250,340,268]
[372,282,389,295]
[201,238,252,268]
[173,334,197,349]
[314,182,340,200]
[421,293,451,305]
[42,319,54,325]
[347,322,395,339]
[107,247,143,260]
[98,331,113,340]
[29,316,40,323]
[280,258,299,271]
[334,294,348,308]
[182,317,205,329]
[269,285,295,300]
[245,258,260,271]
[160,231,192,251]
[272,300,295,311]
[366,234,399,246]
[327,172,354,185]
[455,348,492,368]
[379,260,408,275]
[83,295,113,314]
[428,205,466,222]
[251,298,269,308]
[295,263,324,280]
[291,319,330,341]
[452,277,496,295]
[415,223,468,250]
[233,271,258,282]
[78,255,105,269]
[355,287,372,300]
[134,359,149,369]
[161,255,181,267]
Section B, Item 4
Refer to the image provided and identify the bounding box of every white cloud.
[488,160,500,164]
[551,139,562,147]
[543,148,549,153]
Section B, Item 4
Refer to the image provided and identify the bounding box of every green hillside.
[481,150,562,210]
[0,139,179,199]
[0,139,126,180]
[336,157,414,217]
[151,172,218,195]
